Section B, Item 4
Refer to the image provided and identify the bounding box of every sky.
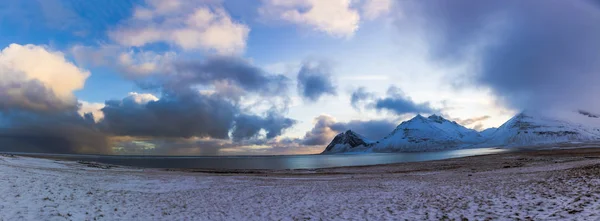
[0,0,599,155]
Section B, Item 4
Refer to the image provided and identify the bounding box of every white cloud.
[117,50,175,76]
[0,44,90,112]
[109,0,249,54]
[259,0,360,37]
[361,0,393,20]
[71,44,175,78]
[78,101,105,122]
[125,92,159,104]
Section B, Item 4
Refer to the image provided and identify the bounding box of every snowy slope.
[322,130,374,153]
[480,128,497,138]
[479,110,600,147]
[323,115,486,153]
[372,115,484,152]
[323,111,600,154]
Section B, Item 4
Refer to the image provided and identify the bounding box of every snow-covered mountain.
[479,110,600,147]
[480,127,497,138]
[372,115,484,152]
[322,114,485,153]
[322,111,600,154]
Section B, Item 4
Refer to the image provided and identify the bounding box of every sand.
[1,148,599,220]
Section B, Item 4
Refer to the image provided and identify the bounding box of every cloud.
[101,91,296,141]
[399,0,600,112]
[0,111,110,154]
[123,92,160,104]
[78,101,105,122]
[0,44,90,113]
[350,87,374,110]
[72,48,290,98]
[0,43,111,154]
[296,62,337,102]
[100,91,236,139]
[351,86,436,115]
[361,0,393,20]
[232,111,297,141]
[113,138,229,156]
[0,44,301,155]
[258,0,360,37]
[301,115,396,145]
[110,0,249,54]
[172,56,290,98]
[92,53,298,155]
[330,119,396,140]
[113,136,323,156]
[300,115,337,145]
[450,115,491,127]
[445,115,491,131]
[100,55,296,141]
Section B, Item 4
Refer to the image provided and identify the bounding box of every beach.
[1,148,599,220]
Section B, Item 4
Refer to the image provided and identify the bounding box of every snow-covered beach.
[1,148,600,220]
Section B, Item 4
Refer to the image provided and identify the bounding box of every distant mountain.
[479,110,600,147]
[322,111,600,154]
[322,114,485,154]
[372,114,484,152]
[480,127,497,138]
[322,130,374,153]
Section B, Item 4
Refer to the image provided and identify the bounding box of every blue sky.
[2,0,596,155]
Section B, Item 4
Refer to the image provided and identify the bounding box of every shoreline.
[5,141,600,173]
[1,147,600,220]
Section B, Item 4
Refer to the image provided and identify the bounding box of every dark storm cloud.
[232,111,297,141]
[350,86,436,115]
[400,0,600,111]
[173,56,290,97]
[0,55,297,154]
[101,91,237,139]
[301,115,397,145]
[0,112,110,154]
[101,56,297,142]
[0,75,109,154]
[296,62,337,102]
[356,86,436,115]
[0,78,77,113]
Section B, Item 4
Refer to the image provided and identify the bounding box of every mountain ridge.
[322,110,600,154]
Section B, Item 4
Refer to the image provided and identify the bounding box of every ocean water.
[10,147,510,170]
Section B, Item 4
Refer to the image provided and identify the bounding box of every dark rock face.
[509,113,542,130]
[323,130,370,153]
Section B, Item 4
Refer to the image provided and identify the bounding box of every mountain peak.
[344,129,357,135]
[322,130,373,153]
[427,114,447,123]
[323,111,600,154]
[410,114,428,122]
[482,110,600,147]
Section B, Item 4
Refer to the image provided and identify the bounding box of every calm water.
[10,147,511,170]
